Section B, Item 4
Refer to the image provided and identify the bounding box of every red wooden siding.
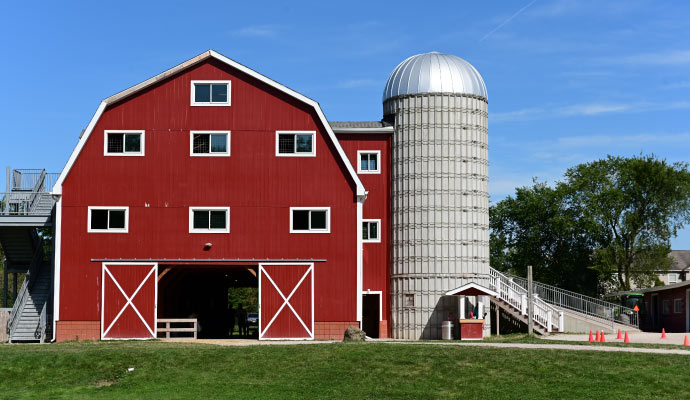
[59,59,359,328]
[102,264,157,339]
[259,264,313,339]
[337,133,391,328]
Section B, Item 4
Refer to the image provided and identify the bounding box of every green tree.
[490,181,598,295]
[565,155,690,290]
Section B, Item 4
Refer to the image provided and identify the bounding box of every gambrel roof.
[53,50,365,196]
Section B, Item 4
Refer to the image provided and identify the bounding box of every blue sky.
[1,0,689,247]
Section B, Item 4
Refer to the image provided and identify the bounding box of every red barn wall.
[337,133,391,329]
[59,59,359,332]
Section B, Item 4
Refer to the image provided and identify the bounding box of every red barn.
[49,50,392,341]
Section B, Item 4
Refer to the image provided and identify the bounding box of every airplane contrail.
[480,0,538,42]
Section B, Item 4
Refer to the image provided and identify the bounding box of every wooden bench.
[157,318,197,339]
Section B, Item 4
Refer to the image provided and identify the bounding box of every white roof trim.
[445,282,498,297]
[53,50,365,196]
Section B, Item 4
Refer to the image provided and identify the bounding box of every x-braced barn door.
[259,263,314,340]
[101,263,158,340]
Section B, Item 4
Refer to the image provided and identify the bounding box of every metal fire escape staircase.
[1,168,57,342]
[487,267,639,334]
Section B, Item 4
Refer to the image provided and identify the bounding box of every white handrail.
[489,267,563,333]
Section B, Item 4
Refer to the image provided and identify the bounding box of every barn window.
[357,151,381,174]
[190,81,231,106]
[104,131,144,156]
[189,207,230,233]
[190,131,230,156]
[675,299,683,313]
[290,207,330,233]
[362,219,381,242]
[88,207,129,233]
[276,131,315,156]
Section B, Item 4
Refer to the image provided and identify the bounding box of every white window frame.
[104,130,145,156]
[357,150,381,174]
[190,80,231,106]
[189,131,231,157]
[189,207,230,233]
[275,131,316,157]
[362,219,381,243]
[289,207,330,233]
[87,206,129,233]
[668,273,678,284]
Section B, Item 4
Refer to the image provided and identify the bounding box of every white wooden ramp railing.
[488,267,564,333]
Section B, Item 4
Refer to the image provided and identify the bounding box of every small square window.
[276,131,315,156]
[190,132,230,156]
[191,81,231,106]
[189,207,230,233]
[88,207,129,233]
[363,219,381,242]
[104,131,144,156]
[290,208,330,233]
[404,294,415,307]
[357,151,381,174]
[675,299,683,314]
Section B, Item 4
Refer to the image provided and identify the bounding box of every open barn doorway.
[157,265,258,339]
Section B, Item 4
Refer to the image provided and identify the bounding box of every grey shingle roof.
[329,121,393,129]
[670,250,690,271]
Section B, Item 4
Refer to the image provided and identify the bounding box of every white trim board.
[52,50,364,196]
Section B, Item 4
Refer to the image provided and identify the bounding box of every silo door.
[259,263,314,340]
[101,263,158,340]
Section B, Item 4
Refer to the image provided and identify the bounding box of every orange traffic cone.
[600,332,606,342]
[684,336,689,346]
[617,329,622,339]
[595,330,600,342]
[624,331,630,343]
[661,328,667,339]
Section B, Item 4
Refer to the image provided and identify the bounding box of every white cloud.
[231,25,280,38]
[492,101,690,122]
[601,50,690,66]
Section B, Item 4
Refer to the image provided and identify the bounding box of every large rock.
[343,325,366,342]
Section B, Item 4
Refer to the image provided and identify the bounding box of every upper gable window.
[88,207,129,233]
[104,131,144,156]
[276,131,316,157]
[357,150,381,174]
[190,80,231,106]
[190,131,230,156]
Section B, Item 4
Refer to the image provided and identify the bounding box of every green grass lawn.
[1,340,688,399]
[484,333,690,350]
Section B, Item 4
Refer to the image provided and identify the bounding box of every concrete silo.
[383,52,490,339]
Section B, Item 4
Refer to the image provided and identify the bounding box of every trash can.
[442,321,454,340]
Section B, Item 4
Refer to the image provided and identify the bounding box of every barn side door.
[101,263,158,340]
[259,263,314,340]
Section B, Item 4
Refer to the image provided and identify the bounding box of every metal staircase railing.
[508,274,639,329]
[488,267,564,333]
[7,236,44,339]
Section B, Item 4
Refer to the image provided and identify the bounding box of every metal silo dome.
[382,52,487,102]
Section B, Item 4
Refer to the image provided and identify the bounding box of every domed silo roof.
[383,52,487,102]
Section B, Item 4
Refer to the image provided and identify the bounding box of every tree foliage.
[490,181,598,295]
[491,154,690,292]
[565,155,690,290]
